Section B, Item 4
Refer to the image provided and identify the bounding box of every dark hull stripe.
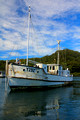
[0,76,5,78]
[9,83,73,91]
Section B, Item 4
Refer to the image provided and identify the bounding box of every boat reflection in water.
[3,87,73,120]
[0,78,8,119]
[0,78,5,107]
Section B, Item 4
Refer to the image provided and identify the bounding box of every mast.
[26,6,31,66]
[6,60,8,76]
[57,40,61,65]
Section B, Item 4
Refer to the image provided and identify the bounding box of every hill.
[30,49,80,76]
[0,49,80,76]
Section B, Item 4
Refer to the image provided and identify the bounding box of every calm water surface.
[0,77,80,120]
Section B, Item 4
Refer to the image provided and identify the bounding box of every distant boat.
[0,71,5,78]
[6,6,73,90]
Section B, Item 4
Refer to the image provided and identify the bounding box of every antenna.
[26,6,31,66]
[57,40,61,65]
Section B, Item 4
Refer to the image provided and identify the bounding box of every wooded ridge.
[0,49,80,76]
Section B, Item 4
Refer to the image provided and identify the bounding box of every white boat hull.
[8,77,73,90]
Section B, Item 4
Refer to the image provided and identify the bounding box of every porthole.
[23,69,25,71]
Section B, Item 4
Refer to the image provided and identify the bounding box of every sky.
[0,0,80,60]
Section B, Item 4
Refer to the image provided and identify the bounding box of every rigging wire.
[7,46,16,60]
[29,14,50,64]
[7,40,20,61]
[29,14,42,62]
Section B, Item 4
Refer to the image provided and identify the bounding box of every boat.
[0,71,5,78]
[6,6,73,90]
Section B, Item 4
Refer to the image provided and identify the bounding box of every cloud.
[24,0,80,17]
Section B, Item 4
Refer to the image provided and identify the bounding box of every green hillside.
[30,49,80,76]
[0,49,80,76]
[0,60,6,71]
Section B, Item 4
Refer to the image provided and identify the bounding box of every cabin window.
[53,66,55,70]
[50,66,51,70]
[47,66,49,72]
[23,69,25,71]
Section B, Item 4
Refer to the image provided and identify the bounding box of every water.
[0,77,80,120]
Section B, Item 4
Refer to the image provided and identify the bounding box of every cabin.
[47,64,62,75]
[36,63,70,76]
[36,63,62,75]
